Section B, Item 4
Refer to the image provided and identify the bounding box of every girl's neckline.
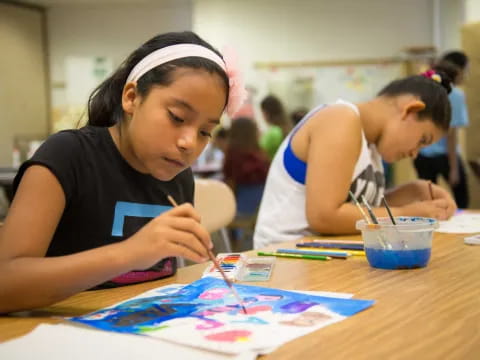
[102,125,169,183]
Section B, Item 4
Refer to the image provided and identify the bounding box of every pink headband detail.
[126,44,246,118]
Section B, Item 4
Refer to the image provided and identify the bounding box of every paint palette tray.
[202,253,246,281]
[237,257,275,282]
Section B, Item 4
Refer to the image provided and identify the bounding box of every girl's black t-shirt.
[13,125,194,287]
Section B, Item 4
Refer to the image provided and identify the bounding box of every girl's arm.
[384,180,429,205]
[304,106,376,234]
[0,166,211,313]
[302,107,456,235]
[385,179,457,218]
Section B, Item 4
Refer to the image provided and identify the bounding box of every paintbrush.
[349,191,372,225]
[382,196,408,249]
[360,195,392,250]
[166,195,247,314]
[382,196,396,225]
[428,181,434,200]
[361,195,379,224]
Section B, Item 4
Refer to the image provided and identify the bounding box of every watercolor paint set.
[202,253,275,282]
[202,253,246,281]
[237,256,275,281]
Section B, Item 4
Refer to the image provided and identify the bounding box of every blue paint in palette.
[365,248,431,269]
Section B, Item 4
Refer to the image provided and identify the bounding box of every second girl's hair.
[88,31,229,126]
[378,74,452,131]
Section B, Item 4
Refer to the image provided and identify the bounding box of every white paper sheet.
[436,213,480,234]
[0,324,258,360]
[0,284,354,359]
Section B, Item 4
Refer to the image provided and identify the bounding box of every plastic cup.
[356,217,438,270]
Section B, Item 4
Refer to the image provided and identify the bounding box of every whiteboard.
[253,62,405,111]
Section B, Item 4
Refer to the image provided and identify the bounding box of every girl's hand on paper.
[123,203,212,269]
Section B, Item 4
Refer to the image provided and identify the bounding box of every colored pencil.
[277,248,350,259]
[167,195,247,314]
[297,242,364,250]
[257,251,331,261]
[295,247,366,256]
[310,239,363,245]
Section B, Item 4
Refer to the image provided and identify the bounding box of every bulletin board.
[253,58,406,112]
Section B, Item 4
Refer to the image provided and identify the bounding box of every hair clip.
[421,69,442,84]
[431,73,442,83]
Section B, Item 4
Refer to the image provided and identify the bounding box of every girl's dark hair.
[432,61,460,86]
[441,51,469,70]
[260,95,292,136]
[88,31,229,126]
[377,74,452,131]
[228,117,260,151]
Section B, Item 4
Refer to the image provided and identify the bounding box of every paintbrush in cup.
[166,195,247,314]
[382,197,396,225]
[349,191,371,225]
[382,196,406,249]
[361,195,379,224]
[361,195,392,250]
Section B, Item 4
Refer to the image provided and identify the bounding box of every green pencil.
[257,251,331,261]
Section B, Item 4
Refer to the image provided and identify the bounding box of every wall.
[47,0,193,111]
[465,0,480,23]
[0,3,49,166]
[193,0,434,85]
[438,0,465,52]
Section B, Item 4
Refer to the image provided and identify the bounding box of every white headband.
[126,44,226,83]
[125,43,247,117]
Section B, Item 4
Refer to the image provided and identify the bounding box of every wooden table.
[1,232,479,359]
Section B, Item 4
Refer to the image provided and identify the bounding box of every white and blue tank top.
[253,99,385,248]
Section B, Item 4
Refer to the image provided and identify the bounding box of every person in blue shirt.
[414,51,470,208]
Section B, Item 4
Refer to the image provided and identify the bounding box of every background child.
[0,31,245,313]
[414,51,470,208]
[192,127,229,179]
[223,117,270,195]
[254,71,457,248]
[260,95,292,159]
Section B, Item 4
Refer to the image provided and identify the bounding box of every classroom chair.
[229,184,265,251]
[177,179,236,268]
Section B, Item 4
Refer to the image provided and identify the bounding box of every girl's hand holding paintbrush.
[390,181,456,220]
[123,203,213,270]
[368,180,456,220]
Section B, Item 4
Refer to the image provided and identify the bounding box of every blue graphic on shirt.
[112,201,171,237]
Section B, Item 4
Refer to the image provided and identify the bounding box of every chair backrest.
[235,184,265,216]
[194,179,236,233]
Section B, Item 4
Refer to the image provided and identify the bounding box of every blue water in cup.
[365,248,431,269]
[356,217,438,270]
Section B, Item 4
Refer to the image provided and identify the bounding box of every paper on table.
[0,323,258,360]
[0,283,353,359]
[436,213,480,234]
[69,278,372,355]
